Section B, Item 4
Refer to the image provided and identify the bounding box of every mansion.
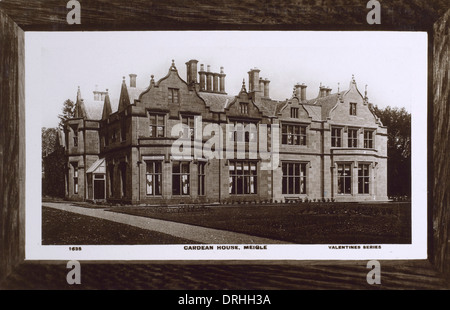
[63,59,388,204]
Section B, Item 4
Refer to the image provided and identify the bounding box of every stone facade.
[63,59,388,204]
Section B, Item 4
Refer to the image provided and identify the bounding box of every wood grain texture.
[0,0,449,289]
[0,0,448,31]
[433,9,450,277]
[0,10,25,283]
[1,260,449,290]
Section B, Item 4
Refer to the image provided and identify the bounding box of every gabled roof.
[302,104,322,121]
[197,92,236,112]
[86,158,105,174]
[307,92,344,120]
[83,99,104,120]
[254,97,281,118]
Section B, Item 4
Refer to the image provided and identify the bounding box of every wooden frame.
[1,1,449,290]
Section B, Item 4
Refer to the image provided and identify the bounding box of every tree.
[58,99,75,129]
[371,105,411,198]
[42,127,66,198]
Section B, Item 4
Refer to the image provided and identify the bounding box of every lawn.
[108,202,411,244]
[42,207,197,245]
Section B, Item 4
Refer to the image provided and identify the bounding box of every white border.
[25,31,428,261]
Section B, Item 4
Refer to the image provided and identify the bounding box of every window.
[364,130,374,148]
[73,129,78,147]
[282,124,307,145]
[240,102,249,114]
[229,121,257,143]
[146,161,162,196]
[229,161,257,195]
[358,164,370,194]
[168,88,179,104]
[337,164,352,194]
[290,107,299,118]
[72,163,78,194]
[181,116,195,140]
[172,162,190,195]
[282,162,307,194]
[331,127,342,147]
[111,129,117,143]
[149,113,165,138]
[350,102,357,116]
[198,162,206,196]
[120,119,127,141]
[108,165,114,197]
[119,163,126,198]
[348,128,358,148]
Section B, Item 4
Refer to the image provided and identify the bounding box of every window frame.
[148,112,166,138]
[349,102,357,116]
[337,163,352,194]
[331,127,342,147]
[282,162,307,195]
[348,128,358,148]
[364,129,374,148]
[290,107,299,118]
[198,161,206,196]
[172,161,190,196]
[181,115,195,140]
[145,161,162,196]
[72,163,79,194]
[358,163,370,194]
[229,161,258,195]
[168,88,180,104]
[281,123,307,146]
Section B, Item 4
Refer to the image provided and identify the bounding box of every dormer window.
[350,102,357,116]
[290,107,299,118]
[240,102,249,114]
[168,88,179,104]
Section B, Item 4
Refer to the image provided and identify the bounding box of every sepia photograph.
[25,30,426,261]
[1,0,449,292]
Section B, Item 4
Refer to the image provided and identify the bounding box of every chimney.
[219,67,226,94]
[213,72,219,93]
[248,68,261,92]
[206,65,212,92]
[263,78,270,98]
[94,85,100,101]
[325,87,332,96]
[294,83,302,98]
[319,84,328,97]
[185,59,198,85]
[259,78,265,94]
[129,74,137,88]
[300,83,307,102]
[199,64,206,91]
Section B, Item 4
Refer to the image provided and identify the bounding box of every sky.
[25,31,427,129]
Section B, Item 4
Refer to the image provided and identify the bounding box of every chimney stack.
[206,65,212,92]
[185,59,198,85]
[129,74,137,88]
[248,68,261,92]
[319,84,328,97]
[219,67,226,94]
[300,83,307,102]
[199,64,206,91]
[263,78,270,98]
[213,73,219,92]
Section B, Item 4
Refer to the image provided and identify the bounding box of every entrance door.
[94,174,105,200]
